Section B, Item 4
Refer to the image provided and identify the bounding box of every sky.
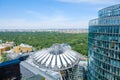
[0,0,119,29]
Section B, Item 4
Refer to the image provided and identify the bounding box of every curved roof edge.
[98,4,120,13]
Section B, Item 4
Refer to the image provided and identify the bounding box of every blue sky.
[0,0,119,29]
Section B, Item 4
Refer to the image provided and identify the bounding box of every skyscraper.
[88,4,120,80]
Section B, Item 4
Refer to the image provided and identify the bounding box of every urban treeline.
[0,32,88,56]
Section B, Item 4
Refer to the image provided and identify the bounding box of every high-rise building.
[88,4,120,80]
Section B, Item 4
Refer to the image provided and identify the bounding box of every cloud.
[0,10,88,29]
[57,0,119,4]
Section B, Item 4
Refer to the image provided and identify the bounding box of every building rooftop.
[0,42,14,49]
[28,43,80,71]
[19,43,32,48]
[0,59,20,67]
[20,61,61,80]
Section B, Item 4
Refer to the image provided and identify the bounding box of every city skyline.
[0,0,119,29]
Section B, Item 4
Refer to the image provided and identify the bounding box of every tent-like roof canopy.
[32,43,79,71]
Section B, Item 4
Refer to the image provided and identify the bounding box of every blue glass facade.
[88,4,120,80]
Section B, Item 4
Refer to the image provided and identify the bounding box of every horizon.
[0,0,119,29]
[0,27,88,30]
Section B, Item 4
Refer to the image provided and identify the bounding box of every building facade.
[88,4,120,80]
[0,59,21,80]
[13,43,33,53]
[0,42,14,55]
[0,54,29,80]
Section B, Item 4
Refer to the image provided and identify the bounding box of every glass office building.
[88,4,120,80]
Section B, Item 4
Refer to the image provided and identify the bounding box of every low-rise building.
[0,42,14,55]
[13,43,33,53]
